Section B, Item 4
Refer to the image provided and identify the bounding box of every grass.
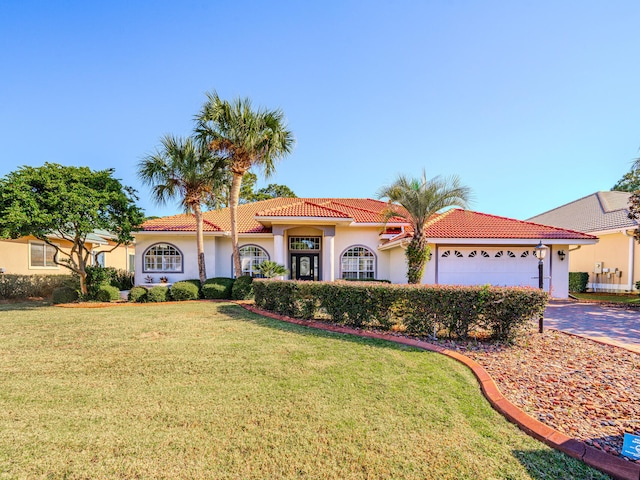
[0,301,608,479]
[572,292,640,304]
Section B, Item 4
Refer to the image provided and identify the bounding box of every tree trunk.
[194,204,207,285]
[76,249,88,296]
[229,171,244,278]
[405,234,429,284]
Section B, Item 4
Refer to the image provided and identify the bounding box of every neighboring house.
[0,232,134,275]
[134,198,596,299]
[529,191,638,292]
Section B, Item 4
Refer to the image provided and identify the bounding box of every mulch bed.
[439,325,640,463]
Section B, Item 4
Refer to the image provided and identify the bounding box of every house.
[134,198,597,299]
[528,191,638,292]
[0,231,134,275]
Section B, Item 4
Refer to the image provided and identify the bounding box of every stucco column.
[324,234,335,281]
[273,234,285,265]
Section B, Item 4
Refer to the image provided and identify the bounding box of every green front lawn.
[0,302,606,479]
[572,292,640,304]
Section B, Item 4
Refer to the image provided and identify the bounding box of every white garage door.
[437,247,544,288]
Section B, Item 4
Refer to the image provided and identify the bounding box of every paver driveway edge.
[240,303,640,480]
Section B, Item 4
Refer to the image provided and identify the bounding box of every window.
[289,237,321,250]
[341,246,375,280]
[30,242,57,268]
[143,243,183,272]
[128,253,135,273]
[238,245,269,277]
[93,251,105,267]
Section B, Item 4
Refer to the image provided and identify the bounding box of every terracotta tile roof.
[527,191,636,233]
[140,198,397,233]
[141,214,223,232]
[139,199,595,241]
[424,209,596,240]
[255,200,352,219]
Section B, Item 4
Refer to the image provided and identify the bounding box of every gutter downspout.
[624,230,635,291]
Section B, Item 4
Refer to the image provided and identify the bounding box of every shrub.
[111,269,134,290]
[569,272,589,293]
[203,277,235,299]
[255,261,289,278]
[231,275,254,300]
[170,281,200,301]
[95,285,121,302]
[52,286,79,304]
[85,266,115,299]
[128,286,148,303]
[146,286,169,303]
[0,274,78,300]
[254,280,548,341]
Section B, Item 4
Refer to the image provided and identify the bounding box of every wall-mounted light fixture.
[557,250,566,261]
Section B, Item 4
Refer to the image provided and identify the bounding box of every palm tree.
[138,135,226,285]
[378,170,471,284]
[195,90,294,278]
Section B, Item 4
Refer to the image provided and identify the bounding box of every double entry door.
[290,253,319,281]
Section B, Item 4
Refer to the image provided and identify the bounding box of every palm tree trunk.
[229,171,244,278]
[194,204,207,285]
[406,234,429,284]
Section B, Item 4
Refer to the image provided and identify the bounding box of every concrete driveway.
[544,301,640,353]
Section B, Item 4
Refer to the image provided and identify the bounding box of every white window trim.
[142,243,184,273]
[340,245,377,280]
[28,240,59,270]
[233,244,270,277]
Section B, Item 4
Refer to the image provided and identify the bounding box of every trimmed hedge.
[95,285,121,302]
[231,275,254,300]
[52,286,79,304]
[146,286,169,302]
[203,277,235,299]
[0,274,78,299]
[569,272,589,293]
[128,286,148,303]
[170,281,200,301]
[254,280,548,341]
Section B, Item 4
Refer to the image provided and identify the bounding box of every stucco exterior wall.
[134,234,216,284]
[0,237,130,276]
[569,232,636,291]
[334,226,388,281]
[549,245,570,299]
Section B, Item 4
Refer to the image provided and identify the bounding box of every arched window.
[238,245,269,277]
[143,243,183,272]
[341,246,375,280]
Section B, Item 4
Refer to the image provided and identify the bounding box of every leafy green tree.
[247,182,297,203]
[612,168,640,192]
[378,171,471,284]
[206,171,296,209]
[0,163,144,295]
[196,90,295,277]
[138,135,227,285]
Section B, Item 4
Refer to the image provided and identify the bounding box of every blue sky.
[1,1,638,220]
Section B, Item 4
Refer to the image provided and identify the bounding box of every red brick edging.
[240,304,640,480]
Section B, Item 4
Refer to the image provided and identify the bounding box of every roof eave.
[425,237,598,245]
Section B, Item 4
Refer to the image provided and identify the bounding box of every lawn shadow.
[512,448,610,479]
[216,303,422,353]
[0,300,50,312]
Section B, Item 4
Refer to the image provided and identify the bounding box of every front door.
[291,253,320,281]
